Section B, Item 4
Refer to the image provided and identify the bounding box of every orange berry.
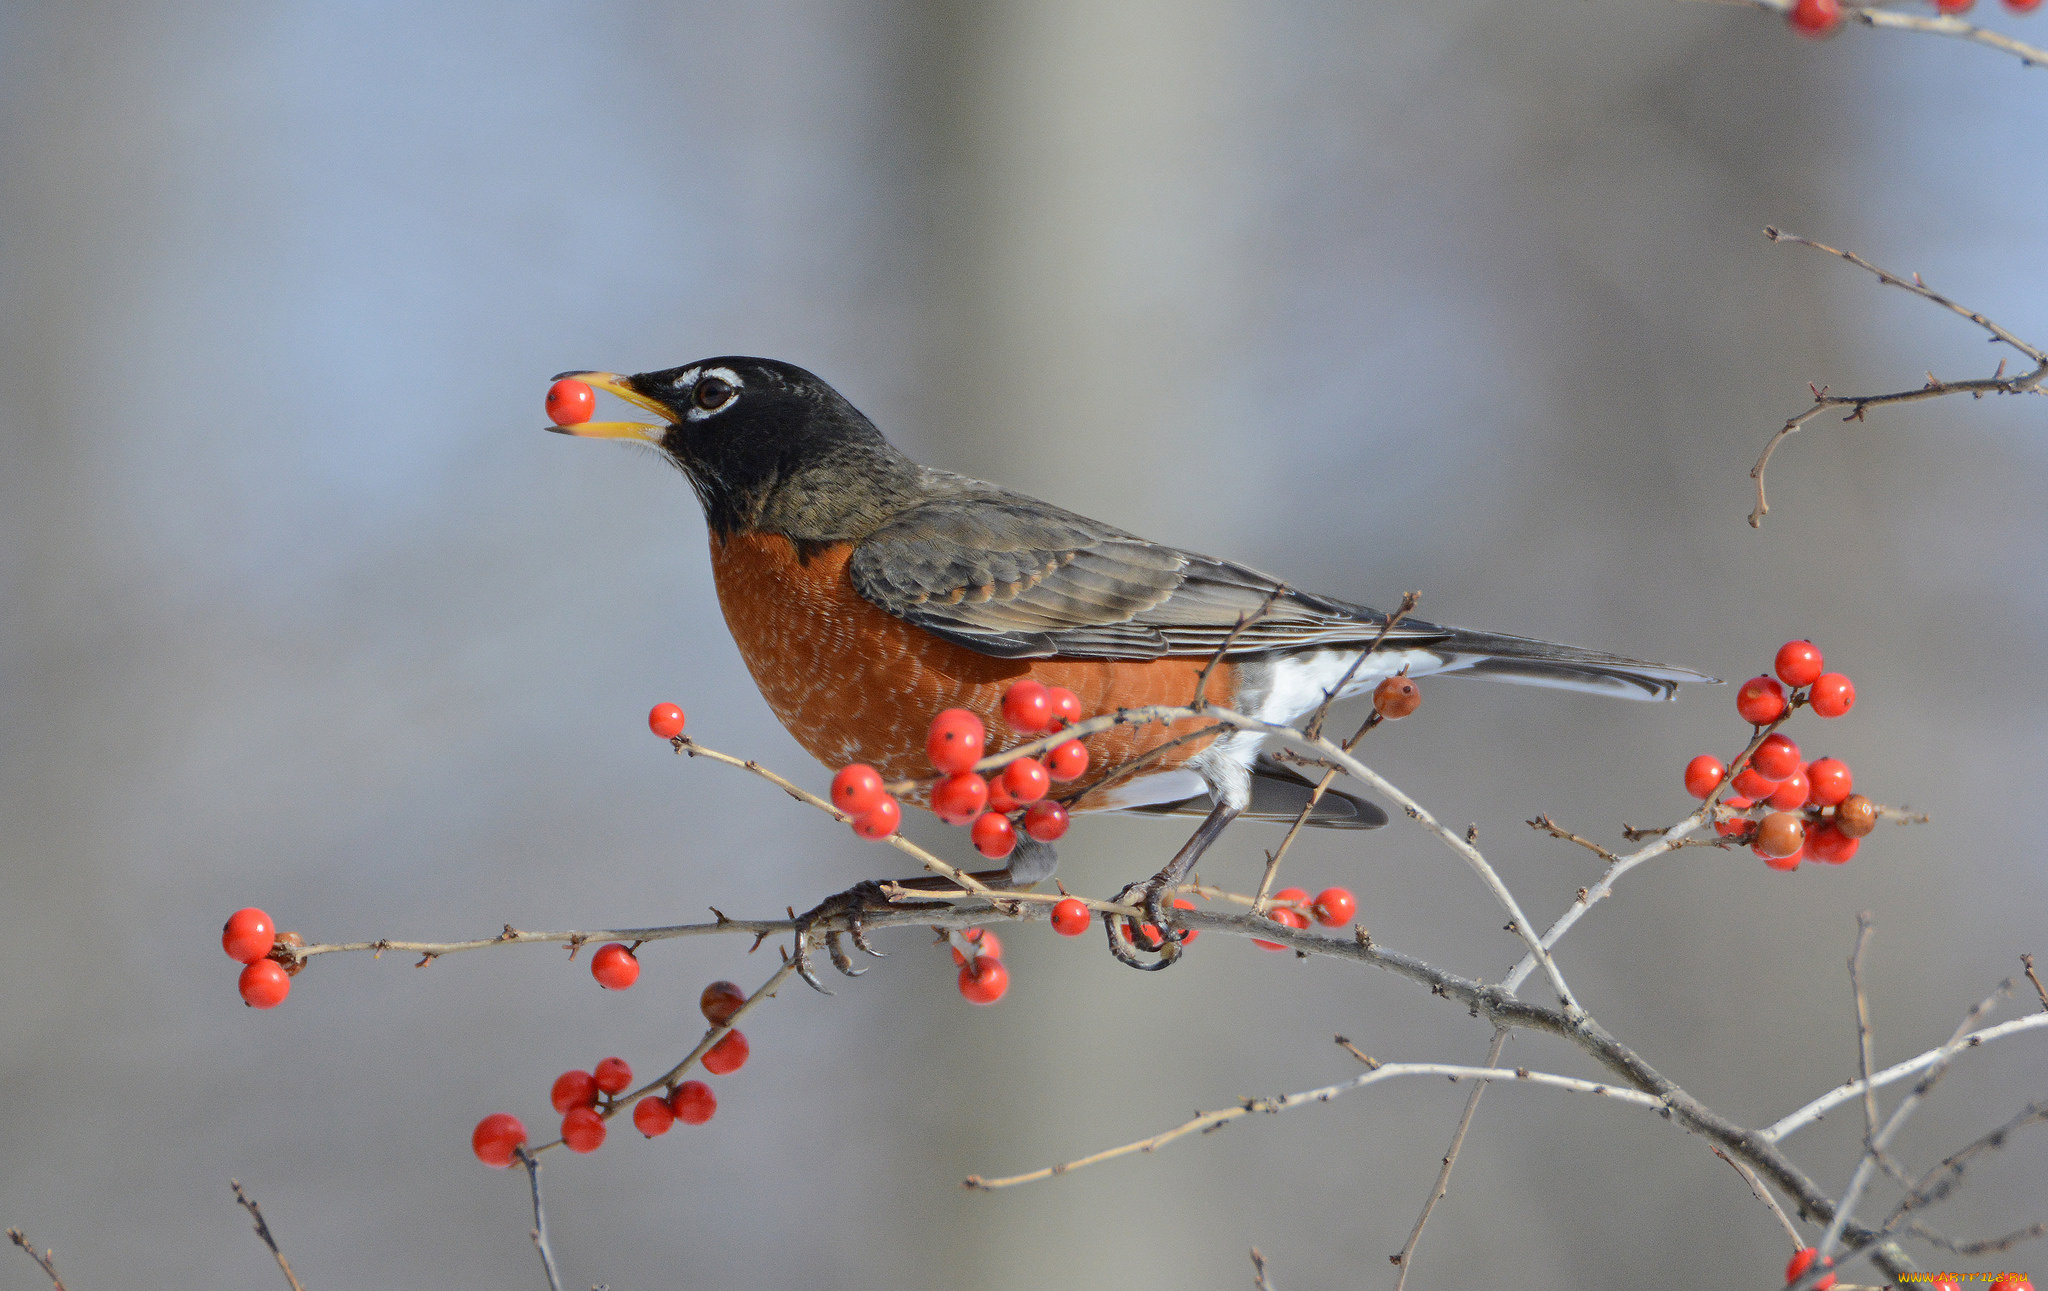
[1373,675,1420,719]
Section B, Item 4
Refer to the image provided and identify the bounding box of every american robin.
[550,357,1712,976]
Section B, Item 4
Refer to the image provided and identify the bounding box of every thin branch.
[1527,814,1621,866]
[963,1061,1669,1191]
[1699,0,2048,69]
[1392,1027,1508,1286]
[1250,1247,1277,1291]
[1849,913,1881,1149]
[2022,953,2048,1012]
[1885,1100,2048,1224]
[231,1181,307,1291]
[6,1230,67,1291]
[1763,1011,2048,1141]
[1817,980,2014,1258]
[1749,228,2048,527]
[515,1149,564,1291]
[1712,1146,1804,1249]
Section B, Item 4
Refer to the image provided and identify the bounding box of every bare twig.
[515,1149,564,1291]
[1392,1027,1508,1286]
[1527,814,1621,866]
[1886,1100,2048,1223]
[6,1230,67,1291]
[1763,1011,2048,1141]
[1817,980,2014,1258]
[1749,229,2048,527]
[2022,953,2048,1012]
[231,1181,307,1291]
[963,1061,1670,1191]
[1712,1146,1803,1248]
[1250,1247,1277,1291]
[1849,914,1880,1148]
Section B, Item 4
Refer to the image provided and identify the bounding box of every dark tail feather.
[1127,755,1387,830]
[1430,628,1718,702]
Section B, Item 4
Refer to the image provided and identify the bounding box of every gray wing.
[845,490,1447,661]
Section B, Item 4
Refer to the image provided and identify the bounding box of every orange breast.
[708,532,1231,812]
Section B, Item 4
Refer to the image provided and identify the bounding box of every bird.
[549,356,1713,979]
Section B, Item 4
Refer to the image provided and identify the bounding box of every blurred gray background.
[4,2,2044,1288]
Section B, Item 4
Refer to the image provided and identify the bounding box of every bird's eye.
[693,376,734,411]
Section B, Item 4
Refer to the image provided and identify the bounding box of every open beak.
[545,370,678,443]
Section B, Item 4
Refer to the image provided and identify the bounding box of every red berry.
[927,708,986,774]
[971,810,1017,858]
[1930,1280,1964,1291]
[830,763,886,816]
[1311,887,1356,927]
[238,960,290,1009]
[1002,757,1050,803]
[1989,1278,2033,1291]
[1046,686,1084,728]
[1937,0,1974,11]
[1050,897,1091,936]
[1732,766,1780,799]
[957,956,1009,1004]
[561,1106,606,1153]
[1752,733,1802,780]
[671,1079,716,1124]
[632,1095,675,1137]
[1775,640,1824,688]
[1022,799,1069,841]
[699,979,746,1026]
[551,1069,599,1113]
[1273,887,1309,908]
[950,927,1003,966]
[1252,906,1309,951]
[1170,896,1199,944]
[1766,769,1809,811]
[593,1056,632,1095]
[1001,679,1054,734]
[1785,1246,1835,1290]
[1716,796,1755,837]
[851,795,902,840]
[1047,739,1089,782]
[1760,846,1802,872]
[1736,675,1787,724]
[702,1029,749,1075]
[1683,755,1726,800]
[986,775,1021,813]
[1806,822,1860,865]
[2005,0,2043,10]
[472,1112,528,1167]
[1788,0,1842,34]
[931,772,989,825]
[1754,811,1805,859]
[648,702,686,739]
[223,907,277,964]
[546,378,596,426]
[1805,757,1853,806]
[591,942,640,990]
[1809,673,1855,718]
[1373,675,1421,719]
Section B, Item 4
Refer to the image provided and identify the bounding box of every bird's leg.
[789,839,1059,992]
[1108,801,1241,971]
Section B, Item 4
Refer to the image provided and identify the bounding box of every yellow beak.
[546,371,678,443]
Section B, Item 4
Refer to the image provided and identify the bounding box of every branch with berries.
[1704,0,2048,66]
[201,628,2048,1288]
[1747,229,2048,528]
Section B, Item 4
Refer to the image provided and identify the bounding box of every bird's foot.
[789,881,946,993]
[1104,874,1186,972]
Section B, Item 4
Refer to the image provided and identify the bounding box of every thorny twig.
[232,1181,307,1291]
[1749,229,2048,528]
[6,1230,67,1291]
[1391,1027,1508,1287]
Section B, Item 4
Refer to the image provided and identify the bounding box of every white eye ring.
[684,366,744,421]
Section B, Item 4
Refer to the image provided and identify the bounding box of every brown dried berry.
[700,979,746,1027]
[1834,794,1877,839]
[1754,811,1806,859]
[272,931,306,976]
[1374,676,1421,719]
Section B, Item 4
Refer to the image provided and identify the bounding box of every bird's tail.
[1422,627,1717,701]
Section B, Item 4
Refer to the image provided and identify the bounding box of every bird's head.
[549,357,906,539]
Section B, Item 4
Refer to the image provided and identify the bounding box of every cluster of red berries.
[1788,0,2038,37]
[223,907,298,1009]
[1683,641,1874,871]
[472,979,753,1166]
[830,681,1089,850]
[1785,1247,1834,1289]
[1039,885,1356,951]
